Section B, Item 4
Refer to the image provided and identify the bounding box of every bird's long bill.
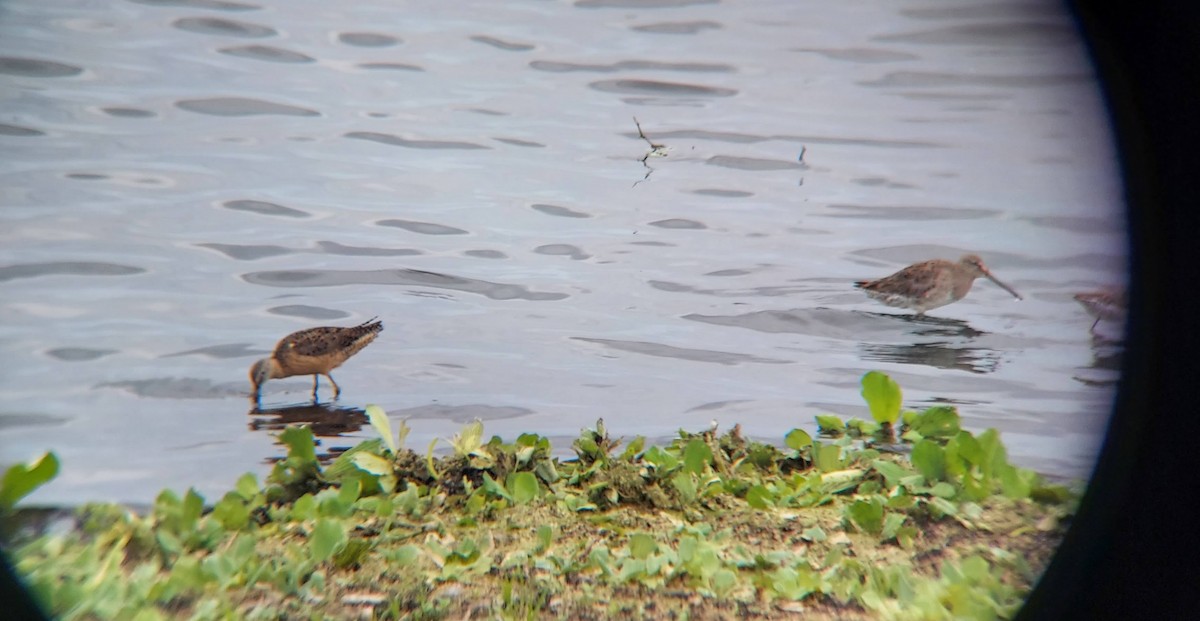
[984,273,1023,300]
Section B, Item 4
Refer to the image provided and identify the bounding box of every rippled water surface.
[0,0,1125,504]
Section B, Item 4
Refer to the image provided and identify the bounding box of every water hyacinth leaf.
[279,426,317,464]
[999,464,1033,499]
[861,371,902,424]
[0,451,59,512]
[881,512,907,541]
[351,452,396,493]
[310,519,347,563]
[629,533,657,560]
[507,471,539,504]
[235,473,258,500]
[621,436,646,460]
[911,439,946,482]
[450,420,485,457]
[815,414,845,434]
[745,484,775,509]
[813,442,844,472]
[481,473,511,501]
[683,439,712,475]
[847,497,884,534]
[211,491,251,530]
[909,405,960,438]
[871,459,911,488]
[535,525,553,553]
[365,404,396,453]
[785,428,812,451]
[712,568,737,596]
[930,481,957,499]
[671,471,697,503]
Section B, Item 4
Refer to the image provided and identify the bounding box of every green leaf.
[507,472,539,505]
[911,439,946,482]
[801,526,827,542]
[930,481,957,499]
[365,405,396,453]
[211,492,251,531]
[908,405,961,438]
[861,371,902,425]
[871,459,912,488]
[671,471,697,503]
[279,426,317,464]
[621,436,646,460]
[310,519,347,563]
[785,428,812,451]
[682,439,712,475]
[881,513,907,541]
[480,473,511,501]
[746,484,775,509]
[235,473,259,500]
[0,451,59,512]
[813,442,844,472]
[351,452,396,493]
[535,525,553,553]
[642,446,679,472]
[815,415,845,434]
[629,533,657,560]
[847,497,884,534]
[449,421,485,458]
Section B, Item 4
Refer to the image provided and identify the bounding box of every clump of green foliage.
[1,372,1079,620]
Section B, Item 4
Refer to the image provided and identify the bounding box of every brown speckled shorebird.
[854,254,1022,315]
[1074,288,1126,333]
[249,318,383,403]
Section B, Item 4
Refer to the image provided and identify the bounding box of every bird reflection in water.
[250,401,367,436]
[855,312,998,374]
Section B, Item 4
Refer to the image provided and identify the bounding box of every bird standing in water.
[1073,288,1126,333]
[249,318,383,403]
[855,254,1022,316]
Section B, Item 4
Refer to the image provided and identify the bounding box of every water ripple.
[532,60,733,73]
[345,131,489,149]
[589,79,736,97]
[376,219,469,235]
[177,97,319,116]
[0,262,146,282]
[0,57,83,78]
[338,32,401,47]
[573,337,791,366]
[531,203,591,218]
[172,17,275,38]
[630,21,721,34]
[471,35,534,51]
[221,199,310,217]
[218,45,314,63]
[242,268,569,301]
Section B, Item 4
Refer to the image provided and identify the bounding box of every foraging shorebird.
[855,254,1022,316]
[1074,288,1126,333]
[249,318,383,403]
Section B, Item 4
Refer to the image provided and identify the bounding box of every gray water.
[0,0,1125,505]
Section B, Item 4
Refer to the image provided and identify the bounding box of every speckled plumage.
[249,318,383,402]
[855,254,1021,315]
[1074,288,1126,332]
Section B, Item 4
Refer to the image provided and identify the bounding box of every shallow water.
[0,0,1125,505]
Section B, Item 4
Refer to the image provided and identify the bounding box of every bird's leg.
[311,374,320,402]
[326,373,341,400]
[1089,317,1100,334]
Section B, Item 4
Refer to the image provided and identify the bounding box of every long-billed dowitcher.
[1074,288,1126,333]
[854,254,1022,315]
[249,318,383,402]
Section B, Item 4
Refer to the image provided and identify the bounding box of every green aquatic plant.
[0,451,58,516]
[4,371,1079,620]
